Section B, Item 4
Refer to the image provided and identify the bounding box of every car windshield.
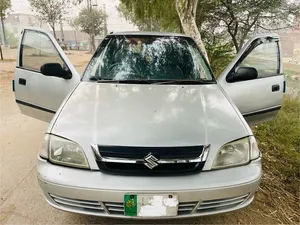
[82,35,215,83]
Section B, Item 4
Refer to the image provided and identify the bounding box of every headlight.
[48,135,89,169]
[212,136,260,169]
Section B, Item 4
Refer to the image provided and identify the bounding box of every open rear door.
[218,33,284,125]
[13,27,81,122]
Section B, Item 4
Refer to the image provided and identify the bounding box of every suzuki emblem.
[144,153,159,169]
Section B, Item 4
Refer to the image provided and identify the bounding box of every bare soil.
[0,49,297,224]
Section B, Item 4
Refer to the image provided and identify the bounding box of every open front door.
[14,27,81,122]
[218,33,284,125]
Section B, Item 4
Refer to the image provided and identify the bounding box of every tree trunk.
[237,16,260,52]
[60,20,65,41]
[74,30,78,49]
[179,19,183,33]
[1,17,8,47]
[0,45,3,60]
[86,0,92,11]
[90,34,96,53]
[229,31,239,53]
[51,25,57,39]
[175,0,209,62]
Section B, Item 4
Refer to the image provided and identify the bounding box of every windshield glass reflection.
[83,35,214,83]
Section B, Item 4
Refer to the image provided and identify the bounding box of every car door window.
[21,30,65,72]
[238,39,280,78]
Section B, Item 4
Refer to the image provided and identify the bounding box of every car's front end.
[37,80,261,219]
[37,154,260,218]
[37,33,262,218]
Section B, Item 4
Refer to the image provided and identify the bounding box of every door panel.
[14,27,80,122]
[218,33,284,125]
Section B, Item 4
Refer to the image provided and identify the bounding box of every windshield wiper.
[153,79,216,85]
[90,76,153,84]
[89,76,102,81]
[96,79,154,84]
[89,77,215,85]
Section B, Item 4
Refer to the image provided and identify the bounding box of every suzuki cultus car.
[13,28,284,218]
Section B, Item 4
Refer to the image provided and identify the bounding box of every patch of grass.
[284,69,299,77]
[252,95,300,223]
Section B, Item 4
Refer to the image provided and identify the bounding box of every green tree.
[5,27,18,48]
[75,7,107,52]
[0,0,11,59]
[0,0,10,18]
[119,0,300,57]
[120,0,209,60]
[204,34,234,76]
[205,0,300,52]
[118,1,181,32]
[29,0,70,39]
[118,3,161,32]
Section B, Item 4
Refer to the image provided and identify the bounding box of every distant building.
[54,30,89,43]
[5,13,48,37]
[2,13,104,50]
[4,13,93,43]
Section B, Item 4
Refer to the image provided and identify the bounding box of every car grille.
[177,202,198,215]
[197,194,250,213]
[98,145,204,159]
[103,201,200,215]
[50,194,106,213]
[97,161,205,176]
[103,202,124,215]
[93,145,207,176]
[49,193,250,216]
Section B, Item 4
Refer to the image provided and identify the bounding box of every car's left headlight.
[212,136,260,169]
[48,135,89,169]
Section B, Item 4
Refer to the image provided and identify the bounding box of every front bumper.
[37,156,261,219]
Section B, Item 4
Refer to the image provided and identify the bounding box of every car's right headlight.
[39,134,89,169]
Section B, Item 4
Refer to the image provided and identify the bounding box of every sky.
[10,0,137,32]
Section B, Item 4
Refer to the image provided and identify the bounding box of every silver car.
[14,28,284,218]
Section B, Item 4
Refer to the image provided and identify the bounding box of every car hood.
[51,82,249,168]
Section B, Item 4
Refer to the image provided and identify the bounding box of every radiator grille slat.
[178,207,194,212]
[104,202,124,215]
[50,194,104,212]
[54,198,104,210]
[50,194,101,206]
[198,199,245,210]
[197,194,249,212]
[105,203,124,208]
[107,207,124,212]
[179,202,198,207]
[200,194,249,206]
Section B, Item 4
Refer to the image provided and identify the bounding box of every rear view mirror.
[227,67,258,82]
[40,63,72,80]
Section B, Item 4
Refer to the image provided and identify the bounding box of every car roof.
[108,31,190,38]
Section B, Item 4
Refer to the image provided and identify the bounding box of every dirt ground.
[0,49,296,224]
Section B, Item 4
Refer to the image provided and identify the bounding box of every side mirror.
[227,67,258,82]
[40,63,72,80]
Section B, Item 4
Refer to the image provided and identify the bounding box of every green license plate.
[124,194,137,216]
